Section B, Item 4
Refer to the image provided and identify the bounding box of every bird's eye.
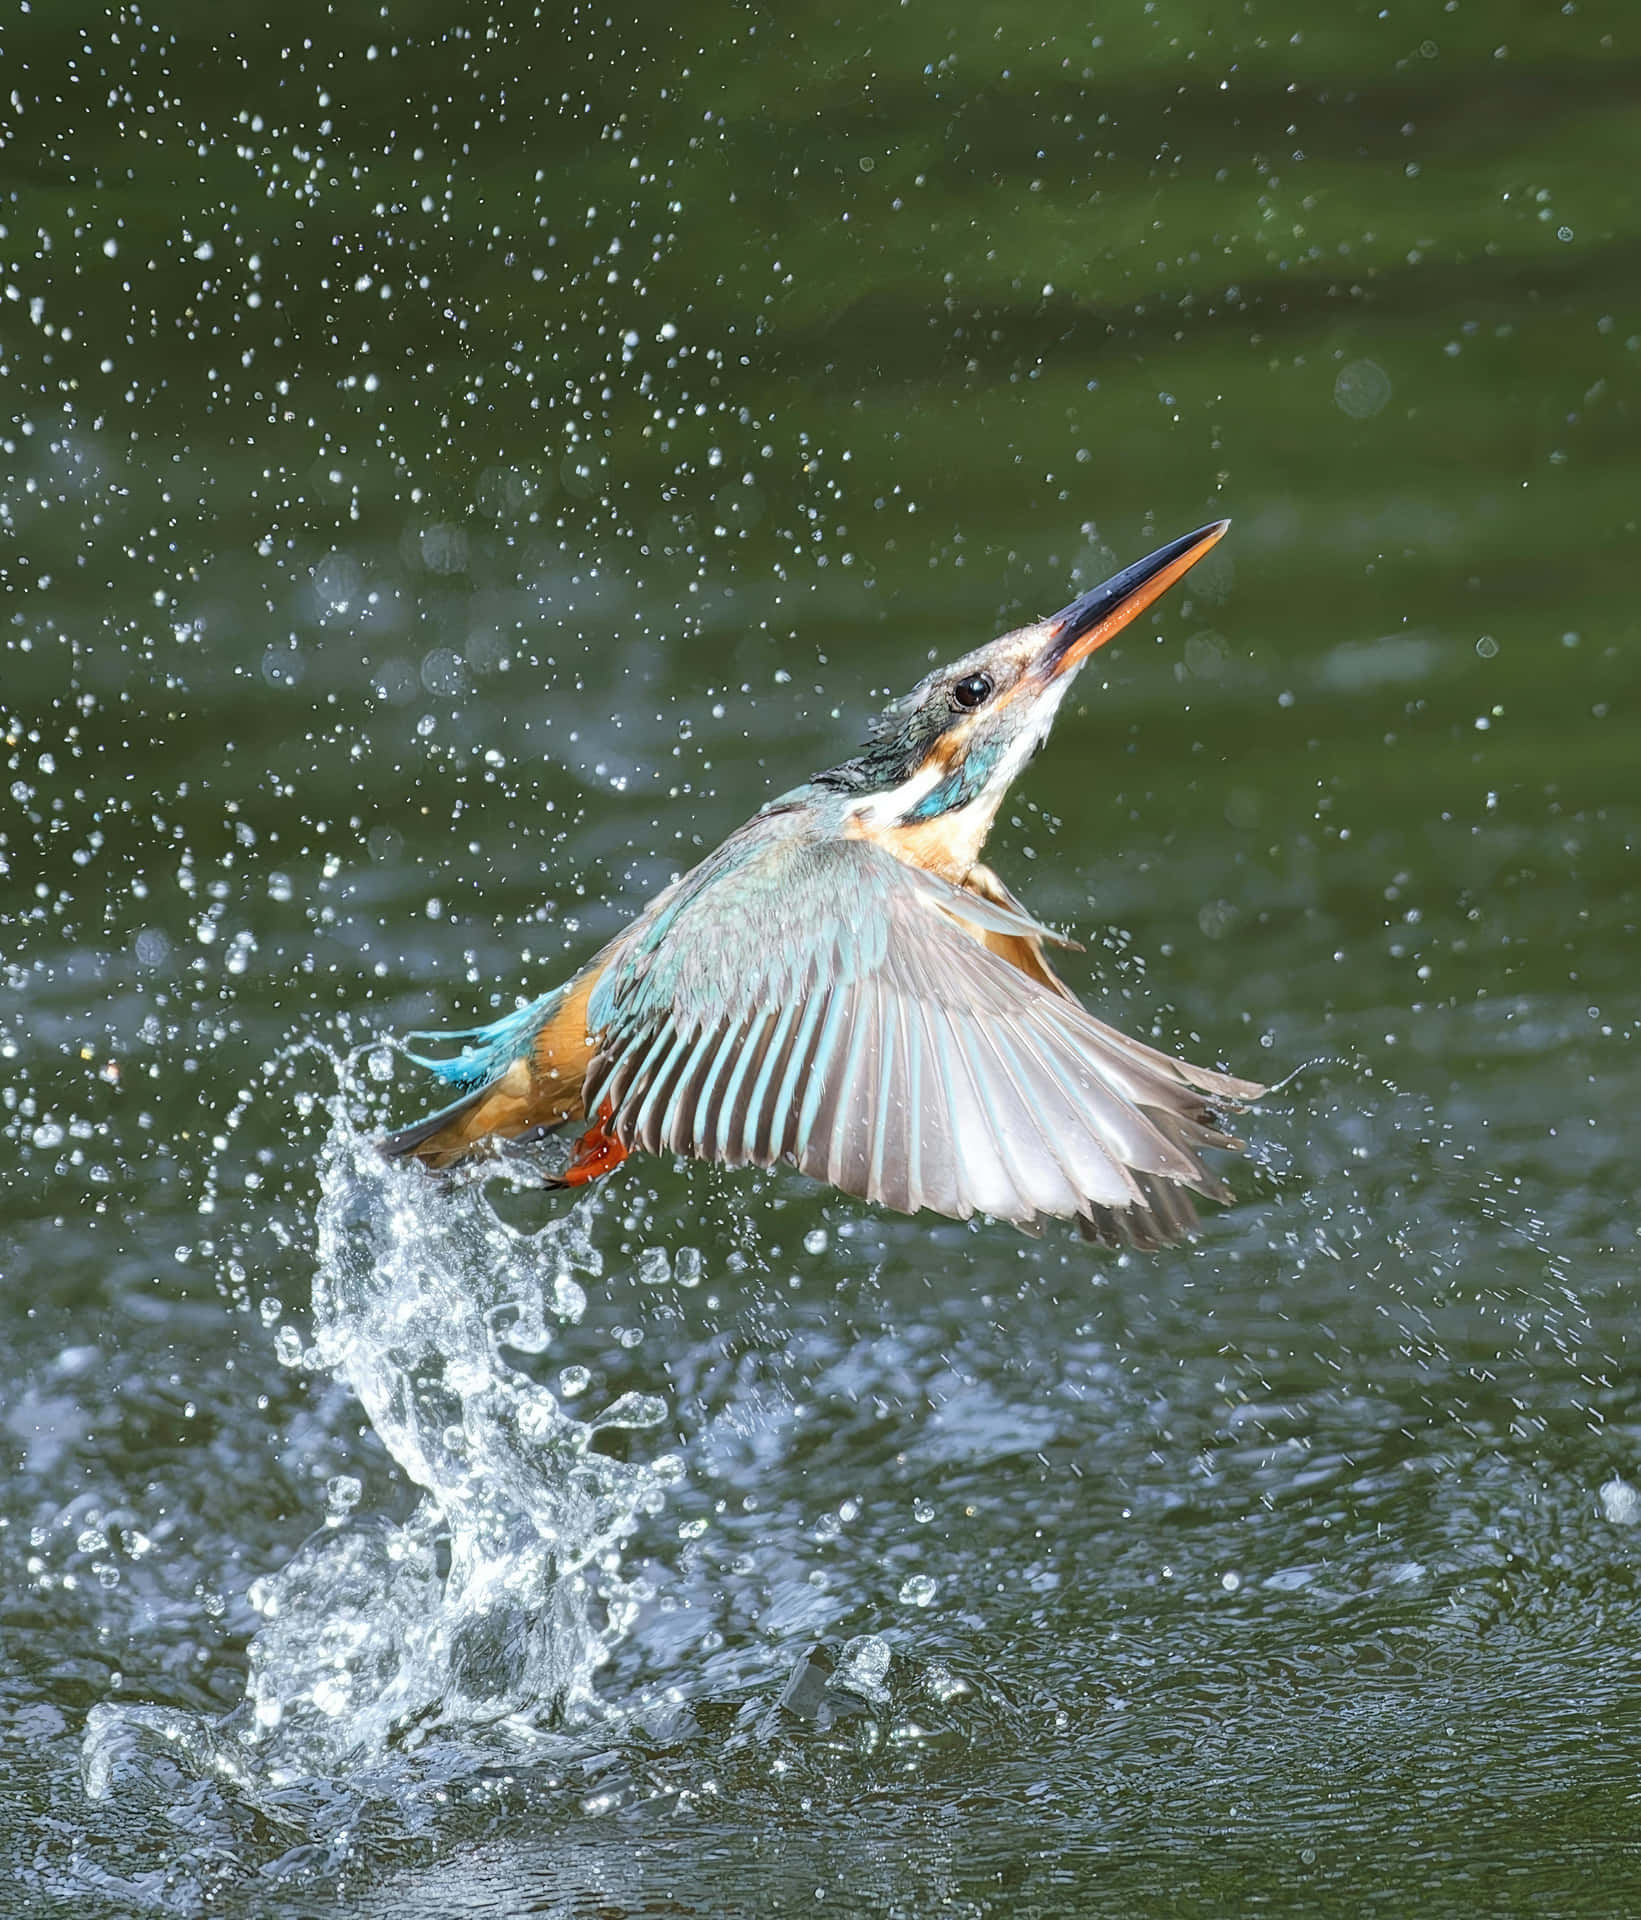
[952,672,994,710]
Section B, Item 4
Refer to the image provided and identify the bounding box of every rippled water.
[4,0,1641,1912]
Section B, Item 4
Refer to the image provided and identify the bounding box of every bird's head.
[812,521,1229,875]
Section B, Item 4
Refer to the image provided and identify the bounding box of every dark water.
[4,0,1641,1911]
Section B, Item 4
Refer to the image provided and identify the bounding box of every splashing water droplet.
[835,1633,894,1701]
[591,1391,669,1432]
[324,1475,363,1523]
[636,1246,671,1286]
[1600,1477,1641,1525]
[1333,358,1392,420]
[85,1070,670,1785]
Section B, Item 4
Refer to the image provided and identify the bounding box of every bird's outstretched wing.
[583,826,1260,1246]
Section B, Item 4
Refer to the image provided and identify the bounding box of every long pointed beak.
[1035,520,1229,682]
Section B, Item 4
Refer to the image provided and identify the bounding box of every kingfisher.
[382,521,1262,1248]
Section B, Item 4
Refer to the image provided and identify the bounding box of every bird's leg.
[551,1099,628,1188]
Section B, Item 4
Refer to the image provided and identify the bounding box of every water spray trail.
[86,1057,676,1793]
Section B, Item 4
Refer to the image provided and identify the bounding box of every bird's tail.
[378,1081,524,1170]
[378,987,581,1172]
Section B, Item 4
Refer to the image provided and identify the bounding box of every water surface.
[4,0,1640,1912]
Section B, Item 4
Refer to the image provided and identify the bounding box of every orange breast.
[529,964,600,1110]
[844,801,1001,886]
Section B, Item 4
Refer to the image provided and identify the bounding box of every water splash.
[85,1072,675,1795]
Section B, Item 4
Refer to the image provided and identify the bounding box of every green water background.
[3,0,1640,1912]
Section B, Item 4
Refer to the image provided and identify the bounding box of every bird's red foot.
[555,1102,628,1188]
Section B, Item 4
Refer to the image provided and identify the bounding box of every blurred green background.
[3,0,1640,1912]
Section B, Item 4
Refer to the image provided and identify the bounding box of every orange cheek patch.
[928,722,971,771]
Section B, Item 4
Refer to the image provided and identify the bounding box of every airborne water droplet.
[1333,358,1391,419]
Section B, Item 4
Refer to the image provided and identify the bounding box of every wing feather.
[712,1008,772,1162]
[795,990,850,1164]
[974,1017,1101,1208]
[829,985,882,1198]
[888,988,925,1216]
[767,993,828,1163]
[662,1020,730,1156]
[909,999,963,1219]
[738,1000,800,1163]
[584,826,1259,1244]
[957,1018,1075,1224]
[941,1015,1019,1222]
[615,1015,676,1122]
[595,1023,652,1115]
[632,1019,695,1154]
[687,1010,749,1154]
[865,979,902,1211]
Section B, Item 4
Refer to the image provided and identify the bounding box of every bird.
[381,520,1263,1248]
